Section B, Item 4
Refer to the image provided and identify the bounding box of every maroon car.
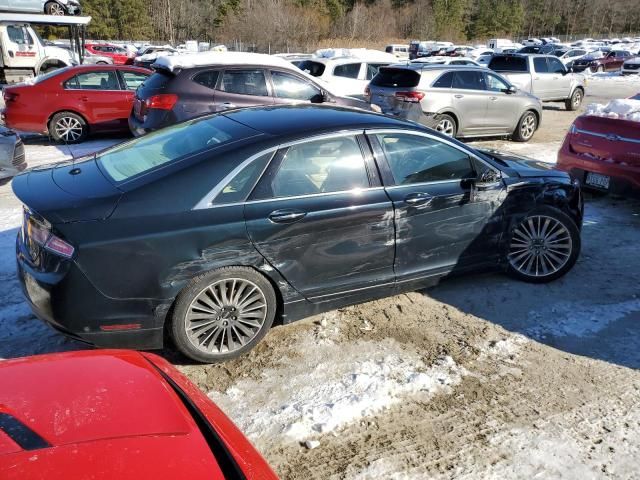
[572,50,634,73]
[557,93,640,196]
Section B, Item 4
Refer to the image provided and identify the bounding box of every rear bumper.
[557,145,640,196]
[16,232,165,350]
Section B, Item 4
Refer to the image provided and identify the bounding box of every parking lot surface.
[1,76,639,479]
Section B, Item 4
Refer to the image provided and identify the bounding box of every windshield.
[98,115,259,182]
[583,51,604,60]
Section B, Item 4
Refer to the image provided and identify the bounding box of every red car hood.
[0,350,278,480]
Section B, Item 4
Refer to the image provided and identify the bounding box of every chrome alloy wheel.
[47,2,65,15]
[508,215,573,277]
[185,278,268,355]
[55,116,83,142]
[435,118,455,136]
[572,90,582,108]
[520,113,536,140]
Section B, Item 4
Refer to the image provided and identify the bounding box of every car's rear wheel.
[512,110,537,142]
[434,114,457,137]
[565,88,583,111]
[49,112,88,143]
[505,206,580,283]
[45,1,65,15]
[171,267,277,363]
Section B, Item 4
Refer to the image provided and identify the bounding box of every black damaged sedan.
[14,106,583,362]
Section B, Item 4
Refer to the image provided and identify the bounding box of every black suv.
[129,53,370,135]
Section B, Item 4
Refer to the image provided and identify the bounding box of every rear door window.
[533,57,549,73]
[65,71,121,90]
[489,56,528,72]
[255,136,370,199]
[271,71,320,100]
[365,63,388,80]
[192,70,220,90]
[220,69,268,96]
[333,63,362,79]
[371,68,420,88]
[452,71,485,90]
[432,71,454,88]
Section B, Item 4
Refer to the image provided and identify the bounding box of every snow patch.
[153,51,293,72]
[585,99,640,122]
[479,335,528,363]
[526,299,640,339]
[349,458,424,480]
[208,338,466,443]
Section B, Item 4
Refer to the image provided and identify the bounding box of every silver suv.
[367,65,543,142]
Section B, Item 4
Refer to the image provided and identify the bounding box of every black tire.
[49,111,88,143]
[433,113,457,138]
[512,110,537,142]
[565,88,583,111]
[96,61,108,65]
[505,206,581,284]
[171,266,277,363]
[44,1,65,15]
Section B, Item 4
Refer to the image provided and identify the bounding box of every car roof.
[153,51,294,72]
[220,105,419,137]
[386,63,488,72]
[0,350,228,479]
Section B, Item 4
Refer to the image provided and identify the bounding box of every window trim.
[193,130,375,210]
[365,128,499,187]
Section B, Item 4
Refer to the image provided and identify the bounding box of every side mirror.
[310,92,325,104]
[505,85,517,94]
[478,169,500,184]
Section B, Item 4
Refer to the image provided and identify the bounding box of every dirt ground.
[0,76,639,479]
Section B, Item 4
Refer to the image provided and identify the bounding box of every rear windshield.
[296,60,325,77]
[371,68,420,88]
[98,115,257,182]
[34,67,72,84]
[488,56,528,72]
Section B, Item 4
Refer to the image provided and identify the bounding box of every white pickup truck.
[488,54,586,111]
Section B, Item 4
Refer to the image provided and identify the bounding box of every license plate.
[585,172,610,189]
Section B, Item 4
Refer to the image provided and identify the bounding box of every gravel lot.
[1,75,639,479]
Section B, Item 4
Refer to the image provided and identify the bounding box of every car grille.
[12,139,25,167]
[624,64,640,70]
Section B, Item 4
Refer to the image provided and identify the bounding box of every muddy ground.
[0,76,639,479]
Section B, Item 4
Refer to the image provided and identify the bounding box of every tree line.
[77,0,640,50]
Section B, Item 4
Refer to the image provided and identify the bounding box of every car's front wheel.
[171,267,277,363]
[512,111,537,142]
[505,206,580,283]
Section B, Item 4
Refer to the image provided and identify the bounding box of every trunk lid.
[12,157,122,223]
[133,70,172,121]
[568,115,640,166]
[369,67,421,114]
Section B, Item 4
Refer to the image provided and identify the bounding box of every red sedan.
[85,43,134,65]
[2,65,150,143]
[0,350,279,480]
[557,94,640,195]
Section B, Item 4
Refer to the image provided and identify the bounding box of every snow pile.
[585,99,640,122]
[314,48,397,62]
[153,51,292,72]
[349,458,424,480]
[526,299,640,339]
[208,338,466,443]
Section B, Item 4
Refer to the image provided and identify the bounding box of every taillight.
[25,212,75,258]
[394,91,425,103]
[146,94,178,110]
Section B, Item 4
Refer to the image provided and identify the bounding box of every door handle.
[534,77,540,80]
[80,96,89,101]
[221,102,236,109]
[404,192,433,206]
[489,96,497,101]
[454,94,464,99]
[268,209,307,223]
